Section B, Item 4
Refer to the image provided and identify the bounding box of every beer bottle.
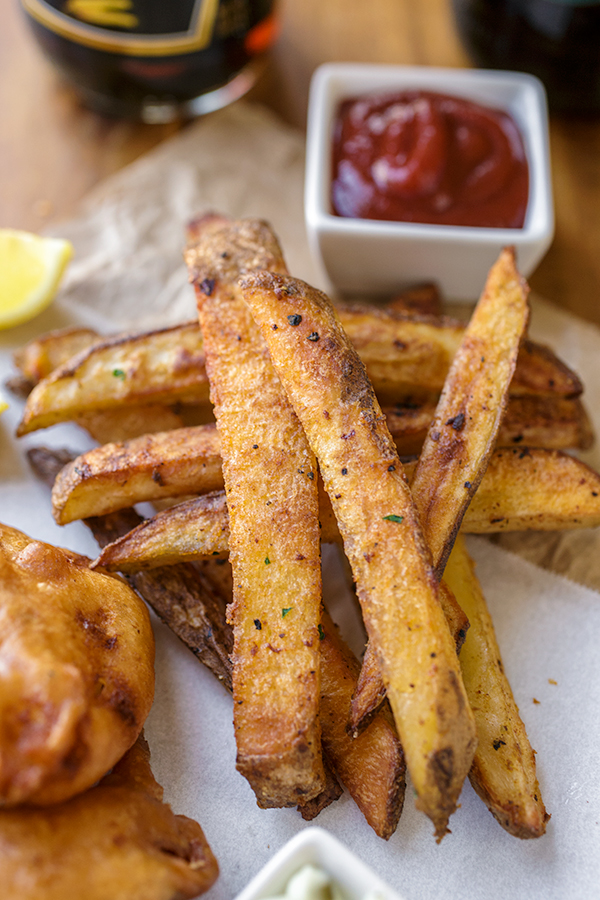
[19,0,278,121]
[452,0,600,114]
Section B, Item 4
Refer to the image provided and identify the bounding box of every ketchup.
[331,91,529,228]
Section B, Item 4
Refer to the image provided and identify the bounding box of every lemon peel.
[0,229,73,330]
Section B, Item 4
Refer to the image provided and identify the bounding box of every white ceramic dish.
[233,827,406,900]
[304,63,554,301]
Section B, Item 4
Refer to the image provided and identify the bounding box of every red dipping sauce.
[331,91,529,228]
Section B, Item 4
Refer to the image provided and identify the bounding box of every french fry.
[387,394,594,456]
[16,322,209,436]
[51,425,224,525]
[15,309,583,436]
[352,248,529,731]
[13,325,99,385]
[32,444,408,839]
[349,579,469,736]
[240,269,477,840]
[187,216,325,809]
[444,535,550,838]
[411,247,530,578]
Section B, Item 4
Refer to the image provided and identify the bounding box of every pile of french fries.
[11,216,600,844]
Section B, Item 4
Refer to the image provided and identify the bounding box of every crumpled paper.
[2,99,600,899]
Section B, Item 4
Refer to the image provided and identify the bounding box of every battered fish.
[0,522,154,806]
[0,735,219,900]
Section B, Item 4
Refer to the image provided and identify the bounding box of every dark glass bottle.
[19,0,277,121]
[453,0,600,114]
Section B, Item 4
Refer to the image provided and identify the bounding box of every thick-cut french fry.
[459,446,600,532]
[16,322,209,436]
[318,610,405,839]
[411,247,530,579]
[187,216,325,809]
[349,580,469,736]
[352,249,529,731]
[15,308,583,436]
[13,326,99,385]
[241,270,477,840]
[52,386,598,526]
[444,535,550,838]
[52,425,224,525]
[387,394,594,456]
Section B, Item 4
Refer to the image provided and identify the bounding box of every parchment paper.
[1,100,600,900]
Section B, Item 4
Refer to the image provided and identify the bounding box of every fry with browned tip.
[444,536,550,838]
[412,247,530,579]
[240,270,477,840]
[186,217,325,809]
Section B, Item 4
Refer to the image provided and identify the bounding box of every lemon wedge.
[0,229,73,330]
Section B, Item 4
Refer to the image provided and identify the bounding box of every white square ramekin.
[304,63,554,301]
[233,827,406,900]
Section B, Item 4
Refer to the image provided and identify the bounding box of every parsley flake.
[318,624,325,641]
[112,369,126,380]
[282,607,293,618]
[383,514,404,524]
[264,556,270,565]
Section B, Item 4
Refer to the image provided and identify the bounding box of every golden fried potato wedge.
[462,447,600,532]
[0,735,219,900]
[17,322,208,436]
[349,580,469,736]
[15,307,583,436]
[340,306,581,401]
[0,522,154,807]
[411,247,530,578]
[387,394,594,456]
[318,610,405,839]
[241,270,477,840]
[13,326,99,386]
[52,425,223,525]
[188,216,325,809]
[445,536,550,838]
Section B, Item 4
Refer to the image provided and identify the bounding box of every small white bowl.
[304,63,554,301]
[233,827,406,900]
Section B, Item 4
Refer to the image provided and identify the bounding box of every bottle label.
[21,0,222,55]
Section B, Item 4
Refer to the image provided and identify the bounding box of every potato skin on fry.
[0,736,219,900]
[241,271,477,840]
[445,536,549,839]
[0,522,154,807]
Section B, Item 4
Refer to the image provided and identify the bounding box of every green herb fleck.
[318,623,325,641]
[383,514,404,524]
[264,556,270,565]
[112,368,126,380]
[282,607,292,618]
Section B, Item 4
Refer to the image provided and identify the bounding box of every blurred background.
[2,0,599,324]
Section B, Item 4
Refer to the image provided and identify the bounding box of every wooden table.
[2,0,599,324]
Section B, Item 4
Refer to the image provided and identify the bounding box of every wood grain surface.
[1,0,599,324]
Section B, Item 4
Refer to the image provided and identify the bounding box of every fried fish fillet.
[0,735,219,900]
[0,522,154,807]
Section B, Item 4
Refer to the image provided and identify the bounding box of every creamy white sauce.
[267,864,384,900]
